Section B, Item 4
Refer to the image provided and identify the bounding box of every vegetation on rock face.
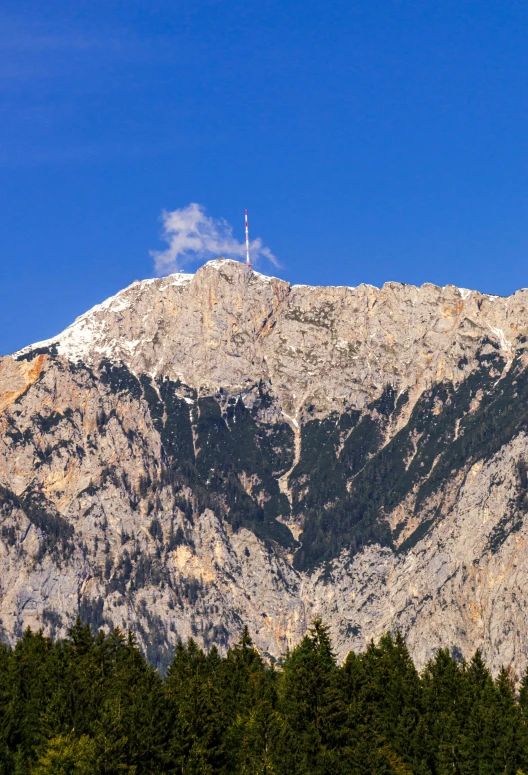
[8,351,528,574]
[114,358,528,571]
[293,348,528,569]
[7,272,528,690]
[1,619,527,774]
[137,372,296,548]
[0,486,74,565]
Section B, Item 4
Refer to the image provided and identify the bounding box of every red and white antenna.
[244,209,251,267]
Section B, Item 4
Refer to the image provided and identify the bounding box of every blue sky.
[1,0,528,354]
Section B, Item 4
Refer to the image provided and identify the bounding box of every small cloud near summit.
[150,203,279,275]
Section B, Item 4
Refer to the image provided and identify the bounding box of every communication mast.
[244,209,252,268]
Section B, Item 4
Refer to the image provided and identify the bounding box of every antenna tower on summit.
[244,209,251,267]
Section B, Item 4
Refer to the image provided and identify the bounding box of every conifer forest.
[1,619,528,774]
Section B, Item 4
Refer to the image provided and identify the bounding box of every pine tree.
[221,626,265,723]
[348,632,426,772]
[489,666,523,775]
[3,628,56,772]
[458,650,495,775]
[40,618,102,743]
[278,618,338,774]
[421,648,465,773]
[1,617,528,774]
[0,641,13,775]
[225,668,291,775]
[518,665,528,772]
[165,638,226,774]
[92,629,166,774]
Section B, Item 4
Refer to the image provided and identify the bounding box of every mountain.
[2,258,528,673]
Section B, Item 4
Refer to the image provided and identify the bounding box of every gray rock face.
[2,258,528,674]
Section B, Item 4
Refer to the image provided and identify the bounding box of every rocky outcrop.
[1,258,528,674]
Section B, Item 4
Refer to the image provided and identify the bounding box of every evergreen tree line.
[1,618,528,774]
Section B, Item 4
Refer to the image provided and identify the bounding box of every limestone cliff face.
[1,259,528,674]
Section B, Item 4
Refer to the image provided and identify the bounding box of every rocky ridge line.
[1,259,528,675]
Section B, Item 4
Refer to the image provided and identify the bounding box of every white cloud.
[150,203,279,275]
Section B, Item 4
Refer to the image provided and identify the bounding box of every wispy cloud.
[151,203,279,275]
[0,14,166,87]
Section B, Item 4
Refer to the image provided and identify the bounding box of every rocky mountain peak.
[15,259,525,418]
[3,262,528,674]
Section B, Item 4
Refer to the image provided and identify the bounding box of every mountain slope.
[2,259,528,673]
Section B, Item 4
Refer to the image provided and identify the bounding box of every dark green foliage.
[35,408,74,434]
[294,351,528,570]
[291,386,415,569]
[9,350,528,576]
[0,488,20,553]
[79,596,106,631]
[370,384,397,417]
[1,622,527,774]
[256,378,274,409]
[137,371,296,548]
[70,356,528,570]
[1,525,16,547]
[291,396,391,569]
[485,458,528,554]
[149,517,163,541]
[157,377,195,465]
[15,344,58,362]
[99,359,142,400]
[139,374,164,428]
[290,413,353,512]
[193,396,294,545]
[19,490,75,563]
[0,486,75,564]
[340,414,381,477]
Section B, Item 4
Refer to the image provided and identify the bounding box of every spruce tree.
[165,638,226,774]
[458,650,495,775]
[0,617,527,774]
[278,618,337,774]
[0,642,13,775]
[3,628,56,771]
[488,666,523,775]
[421,647,465,773]
[349,632,426,772]
[92,629,165,774]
